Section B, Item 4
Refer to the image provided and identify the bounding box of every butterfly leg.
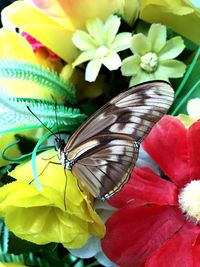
[63,169,68,211]
[29,160,60,185]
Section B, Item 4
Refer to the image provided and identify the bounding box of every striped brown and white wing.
[65,81,174,152]
[64,81,174,199]
[71,138,139,199]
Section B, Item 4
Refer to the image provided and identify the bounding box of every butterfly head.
[54,137,65,152]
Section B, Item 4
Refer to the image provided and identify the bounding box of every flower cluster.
[0,0,200,266]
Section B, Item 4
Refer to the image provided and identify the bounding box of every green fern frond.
[0,59,77,104]
[0,93,87,134]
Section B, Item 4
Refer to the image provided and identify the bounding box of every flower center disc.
[96,45,109,58]
[178,180,200,223]
[140,52,158,73]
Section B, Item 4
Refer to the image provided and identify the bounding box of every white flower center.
[140,52,158,73]
[96,45,109,58]
[178,180,200,223]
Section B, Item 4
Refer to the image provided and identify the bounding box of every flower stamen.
[96,45,110,58]
[178,180,200,223]
[140,52,158,73]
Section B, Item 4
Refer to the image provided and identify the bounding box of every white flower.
[187,98,200,120]
[72,15,131,82]
[68,201,118,266]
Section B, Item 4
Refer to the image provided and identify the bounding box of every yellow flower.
[2,0,139,63]
[60,64,106,99]
[0,263,27,267]
[140,0,200,45]
[0,150,105,248]
[0,28,67,167]
[176,114,195,128]
[0,28,62,100]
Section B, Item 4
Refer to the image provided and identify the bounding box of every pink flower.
[102,115,200,267]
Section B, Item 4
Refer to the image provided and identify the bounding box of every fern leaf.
[0,93,87,134]
[0,60,77,104]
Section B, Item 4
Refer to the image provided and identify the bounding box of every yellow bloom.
[0,28,66,167]
[176,114,195,128]
[60,64,105,99]
[0,28,62,101]
[140,0,200,45]
[2,0,139,63]
[0,263,27,267]
[0,150,105,248]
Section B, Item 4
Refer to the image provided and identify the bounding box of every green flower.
[121,24,186,86]
[72,15,131,82]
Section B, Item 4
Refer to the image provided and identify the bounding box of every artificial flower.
[121,24,186,85]
[187,98,200,120]
[176,98,200,129]
[140,0,200,45]
[102,115,200,267]
[0,28,61,100]
[21,32,63,72]
[0,149,105,248]
[0,263,27,267]
[136,146,160,174]
[176,114,195,128]
[1,0,139,63]
[60,64,106,99]
[72,15,131,82]
[69,201,117,267]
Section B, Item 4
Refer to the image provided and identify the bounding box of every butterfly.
[55,81,174,200]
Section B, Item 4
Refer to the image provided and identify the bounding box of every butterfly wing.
[65,81,174,199]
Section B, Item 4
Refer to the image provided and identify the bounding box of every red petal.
[109,167,178,208]
[188,120,200,179]
[143,115,189,187]
[102,205,185,267]
[145,223,200,267]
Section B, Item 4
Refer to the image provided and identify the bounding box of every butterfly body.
[57,81,174,200]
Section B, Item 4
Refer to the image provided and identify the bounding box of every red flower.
[101,115,200,267]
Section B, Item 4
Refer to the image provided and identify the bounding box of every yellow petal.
[0,28,36,62]
[0,128,45,167]
[0,133,21,167]
[5,149,105,246]
[2,0,139,63]
[0,263,28,267]
[2,1,76,62]
[176,114,195,128]
[0,28,64,100]
[140,0,200,45]
[0,182,50,212]
[61,66,105,100]
[30,0,139,27]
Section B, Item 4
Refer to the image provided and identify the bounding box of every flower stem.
[171,79,200,115]
[175,47,200,99]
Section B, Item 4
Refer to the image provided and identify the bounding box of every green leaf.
[8,233,57,256]
[170,50,200,115]
[0,60,77,104]
[0,94,87,134]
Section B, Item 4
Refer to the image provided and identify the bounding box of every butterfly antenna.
[27,106,58,139]
[54,102,62,141]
